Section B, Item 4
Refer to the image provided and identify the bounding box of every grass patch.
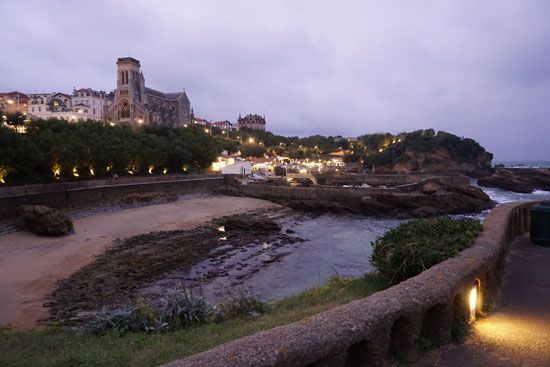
[371,218,483,284]
[0,273,389,367]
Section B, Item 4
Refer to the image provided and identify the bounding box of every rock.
[121,191,177,204]
[17,205,73,236]
[412,206,438,218]
[220,216,281,232]
[447,184,490,201]
[361,183,495,218]
[478,168,550,193]
[422,182,442,195]
[361,196,395,214]
[285,200,357,214]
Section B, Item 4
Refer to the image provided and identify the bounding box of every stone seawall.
[330,173,469,187]
[165,201,535,367]
[0,174,223,220]
[238,184,397,206]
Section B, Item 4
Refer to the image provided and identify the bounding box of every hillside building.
[27,89,111,122]
[0,91,29,114]
[105,57,192,127]
[237,113,266,131]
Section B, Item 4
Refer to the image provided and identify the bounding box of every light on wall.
[469,280,480,322]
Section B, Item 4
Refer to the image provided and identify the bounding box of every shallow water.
[250,215,402,302]
[141,213,402,304]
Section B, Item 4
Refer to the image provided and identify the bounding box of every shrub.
[79,306,147,335]
[79,289,266,335]
[157,289,210,330]
[371,218,482,284]
[212,292,267,322]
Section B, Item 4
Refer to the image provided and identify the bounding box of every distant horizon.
[2,0,549,161]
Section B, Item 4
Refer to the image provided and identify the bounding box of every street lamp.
[248,137,255,144]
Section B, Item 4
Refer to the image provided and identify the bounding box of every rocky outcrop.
[389,147,493,177]
[478,168,550,193]
[284,200,358,214]
[17,205,73,235]
[121,191,177,204]
[218,215,281,232]
[362,183,493,218]
[275,183,493,218]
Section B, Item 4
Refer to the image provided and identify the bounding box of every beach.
[0,196,278,329]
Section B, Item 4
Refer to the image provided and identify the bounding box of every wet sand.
[0,196,279,329]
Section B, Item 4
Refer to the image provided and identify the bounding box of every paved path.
[434,235,550,366]
[0,196,278,329]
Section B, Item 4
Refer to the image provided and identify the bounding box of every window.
[32,107,34,112]
[120,100,130,119]
[93,109,96,115]
[39,107,41,112]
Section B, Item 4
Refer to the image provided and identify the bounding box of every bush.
[211,292,267,322]
[79,306,149,335]
[79,288,266,335]
[371,218,482,284]
[157,288,210,330]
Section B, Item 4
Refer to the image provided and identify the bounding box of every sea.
[493,160,550,169]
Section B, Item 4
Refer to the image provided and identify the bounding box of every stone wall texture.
[164,201,536,367]
[0,174,223,220]
[239,184,397,205]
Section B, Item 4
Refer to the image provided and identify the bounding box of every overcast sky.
[1,0,549,161]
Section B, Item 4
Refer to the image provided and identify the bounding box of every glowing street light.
[6,99,14,104]
[469,284,478,322]
[248,137,255,144]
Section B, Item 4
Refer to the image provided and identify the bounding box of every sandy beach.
[0,196,278,329]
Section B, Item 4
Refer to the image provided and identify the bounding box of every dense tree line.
[0,119,222,185]
[0,115,492,186]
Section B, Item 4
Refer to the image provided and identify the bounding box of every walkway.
[434,235,550,366]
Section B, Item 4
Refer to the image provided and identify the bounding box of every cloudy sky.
[1,0,549,161]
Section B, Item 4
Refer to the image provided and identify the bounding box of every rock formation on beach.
[279,182,494,218]
[478,168,550,193]
[361,182,493,218]
[16,205,73,235]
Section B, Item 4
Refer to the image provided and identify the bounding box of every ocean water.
[493,160,550,168]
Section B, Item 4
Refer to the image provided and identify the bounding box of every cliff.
[362,130,493,177]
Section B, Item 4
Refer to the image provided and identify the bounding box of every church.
[105,57,192,127]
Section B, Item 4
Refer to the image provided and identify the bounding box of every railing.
[165,201,535,367]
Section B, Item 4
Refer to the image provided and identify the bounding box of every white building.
[71,88,111,121]
[221,161,252,175]
[27,89,111,122]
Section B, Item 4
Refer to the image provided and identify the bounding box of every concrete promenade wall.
[238,184,397,205]
[359,174,469,187]
[0,174,223,220]
[166,201,535,367]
